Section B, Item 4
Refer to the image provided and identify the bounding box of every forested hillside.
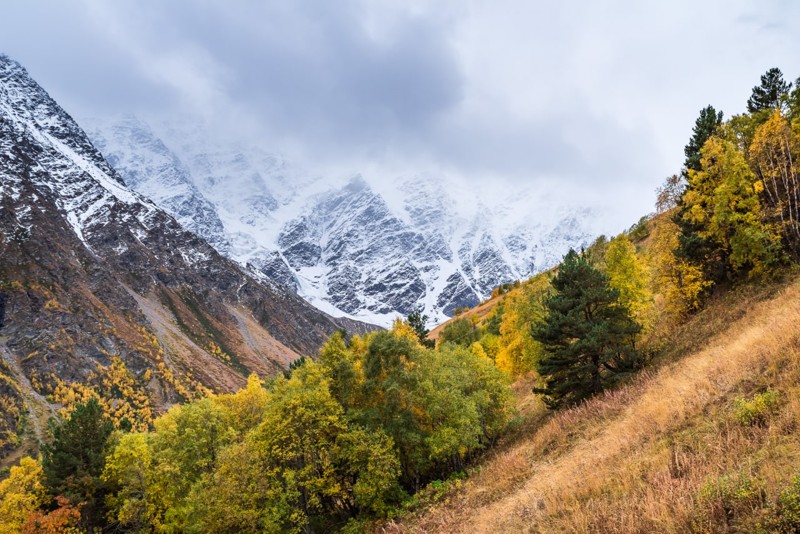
[381,67,800,532]
[3,67,800,533]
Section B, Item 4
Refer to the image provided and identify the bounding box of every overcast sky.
[4,0,800,232]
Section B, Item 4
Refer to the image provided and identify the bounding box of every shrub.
[759,476,800,533]
[697,473,765,527]
[733,389,780,426]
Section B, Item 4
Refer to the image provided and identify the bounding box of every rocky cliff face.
[88,119,595,327]
[0,55,374,461]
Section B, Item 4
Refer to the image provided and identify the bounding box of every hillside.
[427,293,505,342]
[2,49,800,534]
[384,269,800,532]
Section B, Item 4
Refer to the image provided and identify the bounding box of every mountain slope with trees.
[0,55,376,467]
[3,63,800,533]
[378,66,800,532]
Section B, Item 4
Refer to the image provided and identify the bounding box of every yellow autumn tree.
[0,456,46,534]
[647,215,711,318]
[495,273,549,377]
[604,234,653,329]
[684,136,780,277]
[214,373,270,436]
[749,110,800,255]
[102,433,160,532]
[391,318,423,345]
[476,333,500,361]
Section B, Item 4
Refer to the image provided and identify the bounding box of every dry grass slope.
[384,274,800,533]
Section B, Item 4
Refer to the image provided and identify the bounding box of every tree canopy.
[747,67,792,113]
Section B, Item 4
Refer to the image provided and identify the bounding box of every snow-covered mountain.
[0,55,377,456]
[87,117,595,327]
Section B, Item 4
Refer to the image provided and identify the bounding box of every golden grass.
[382,275,800,533]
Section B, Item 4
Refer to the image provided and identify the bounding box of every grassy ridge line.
[383,274,800,533]
[427,296,505,341]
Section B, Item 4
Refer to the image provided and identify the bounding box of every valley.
[1,12,800,531]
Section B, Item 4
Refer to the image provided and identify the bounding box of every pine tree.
[42,398,114,530]
[747,67,792,113]
[674,106,724,283]
[533,250,641,409]
[790,77,800,121]
[684,105,724,173]
[406,307,434,348]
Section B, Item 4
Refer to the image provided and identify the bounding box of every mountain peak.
[88,117,595,327]
[0,57,378,458]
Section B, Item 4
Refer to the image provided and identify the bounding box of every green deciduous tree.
[413,343,510,474]
[244,364,349,532]
[438,317,479,348]
[359,331,425,484]
[318,331,360,411]
[150,398,234,529]
[104,398,235,531]
[103,326,513,532]
[194,363,401,533]
[102,432,158,531]
[533,250,641,409]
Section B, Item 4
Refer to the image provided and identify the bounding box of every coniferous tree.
[533,250,641,409]
[790,77,800,121]
[747,67,792,113]
[684,105,724,173]
[42,398,114,529]
[674,106,724,283]
[406,307,434,348]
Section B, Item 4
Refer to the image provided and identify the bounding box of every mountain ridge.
[0,54,376,460]
[87,115,595,327]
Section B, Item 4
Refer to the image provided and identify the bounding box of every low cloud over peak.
[4,0,799,232]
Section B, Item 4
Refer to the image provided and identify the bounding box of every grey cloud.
[79,1,464,147]
[3,0,800,232]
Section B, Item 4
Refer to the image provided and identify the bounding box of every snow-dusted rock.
[88,118,595,328]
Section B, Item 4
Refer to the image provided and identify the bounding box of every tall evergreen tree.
[684,105,724,173]
[674,106,724,283]
[533,250,641,409]
[406,307,434,348]
[790,76,800,122]
[42,398,113,529]
[747,67,792,113]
